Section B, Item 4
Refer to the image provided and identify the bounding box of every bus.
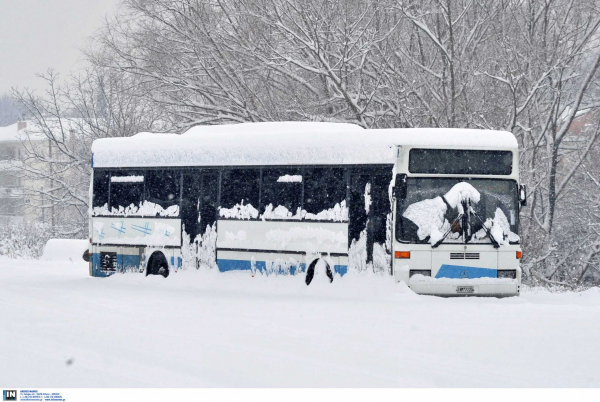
[89,122,525,296]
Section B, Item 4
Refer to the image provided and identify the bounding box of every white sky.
[0,0,120,94]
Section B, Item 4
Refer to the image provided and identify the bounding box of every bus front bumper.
[408,277,520,297]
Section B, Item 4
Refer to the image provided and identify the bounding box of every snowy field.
[1,257,599,388]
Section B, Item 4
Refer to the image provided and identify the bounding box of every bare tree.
[480,0,600,284]
[12,68,166,236]
[10,0,600,285]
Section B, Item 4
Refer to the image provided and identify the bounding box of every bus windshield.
[396,178,520,245]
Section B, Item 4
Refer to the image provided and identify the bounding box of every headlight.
[409,270,431,278]
[497,270,516,279]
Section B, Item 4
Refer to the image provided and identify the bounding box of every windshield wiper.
[431,212,463,248]
[469,207,500,249]
[432,199,501,249]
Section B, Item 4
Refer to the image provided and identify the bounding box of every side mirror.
[519,185,527,206]
[394,174,408,200]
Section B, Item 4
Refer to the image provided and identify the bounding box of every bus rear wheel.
[147,251,169,278]
[305,258,333,285]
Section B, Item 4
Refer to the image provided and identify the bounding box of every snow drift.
[41,239,89,263]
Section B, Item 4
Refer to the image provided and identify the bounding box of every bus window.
[409,149,512,175]
[261,168,302,218]
[145,169,181,210]
[303,167,346,219]
[109,170,144,210]
[220,168,260,214]
[92,169,110,208]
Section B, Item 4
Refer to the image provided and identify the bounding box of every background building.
[0,121,50,225]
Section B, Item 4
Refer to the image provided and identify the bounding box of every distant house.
[559,108,599,166]
[568,109,597,136]
[0,121,48,224]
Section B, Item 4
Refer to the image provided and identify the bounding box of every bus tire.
[147,251,170,278]
[305,258,333,285]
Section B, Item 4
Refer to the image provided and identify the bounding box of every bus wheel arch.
[305,258,333,286]
[147,251,169,278]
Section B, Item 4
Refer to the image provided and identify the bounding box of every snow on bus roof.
[91,122,518,168]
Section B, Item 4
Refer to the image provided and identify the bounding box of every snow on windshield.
[402,182,481,245]
[398,178,520,245]
[474,208,520,245]
[402,182,480,245]
[402,196,450,245]
[442,182,480,213]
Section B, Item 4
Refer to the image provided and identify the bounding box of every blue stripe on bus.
[91,253,107,277]
[92,254,348,277]
[120,254,141,270]
[334,265,348,276]
[217,259,347,276]
[435,264,497,279]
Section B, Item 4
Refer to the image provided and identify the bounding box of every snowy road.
[1,257,599,387]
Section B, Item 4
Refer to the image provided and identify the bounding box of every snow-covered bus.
[89,122,525,296]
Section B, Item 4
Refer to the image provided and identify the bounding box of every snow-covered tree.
[10,0,600,285]
[12,67,167,237]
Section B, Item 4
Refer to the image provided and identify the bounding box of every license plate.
[456,286,474,294]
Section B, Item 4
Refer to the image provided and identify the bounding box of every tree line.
[8,0,600,286]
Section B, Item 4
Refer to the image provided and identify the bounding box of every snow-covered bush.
[0,221,54,259]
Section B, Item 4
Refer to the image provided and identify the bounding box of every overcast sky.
[0,0,120,94]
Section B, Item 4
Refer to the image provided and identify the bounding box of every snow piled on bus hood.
[91,122,518,168]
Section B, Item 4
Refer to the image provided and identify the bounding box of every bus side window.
[303,167,346,218]
[109,170,144,211]
[261,168,302,218]
[92,169,110,209]
[220,168,260,212]
[145,170,181,210]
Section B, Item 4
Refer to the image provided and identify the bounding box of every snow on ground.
[1,257,599,387]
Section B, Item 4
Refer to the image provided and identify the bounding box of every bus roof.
[91,122,518,168]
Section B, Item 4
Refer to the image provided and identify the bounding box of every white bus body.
[391,144,522,297]
[89,122,522,296]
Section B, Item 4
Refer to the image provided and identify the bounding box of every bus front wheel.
[147,251,170,278]
[305,258,333,285]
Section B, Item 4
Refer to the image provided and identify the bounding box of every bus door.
[199,171,219,233]
[197,171,218,268]
[349,167,393,273]
[181,170,219,268]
